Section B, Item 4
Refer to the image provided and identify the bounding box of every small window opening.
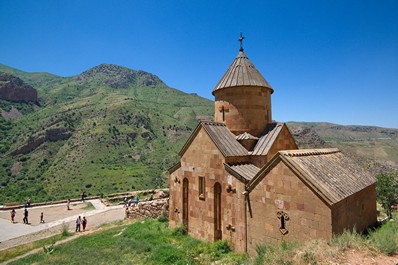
[199,176,205,200]
[280,215,285,230]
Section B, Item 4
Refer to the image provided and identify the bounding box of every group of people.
[123,194,141,207]
[75,216,88,232]
[10,207,44,224]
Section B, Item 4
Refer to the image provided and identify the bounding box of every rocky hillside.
[0,64,213,204]
[0,73,38,102]
[0,63,396,205]
[288,122,398,176]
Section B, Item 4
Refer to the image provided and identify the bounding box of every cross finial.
[238,32,245,51]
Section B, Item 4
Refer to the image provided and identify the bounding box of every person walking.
[67,199,71,210]
[123,196,128,207]
[134,195,139,206]
[82,216,87,231]
[40,212,45,223]
[23,208,29,224]
[10,209,16,223]
[76,216,81,232]
[81,192,86,202]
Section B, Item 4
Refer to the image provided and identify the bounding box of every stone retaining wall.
[125,198,169,219]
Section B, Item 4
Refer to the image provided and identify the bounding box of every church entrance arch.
[214,182,222,241]
[183,178,189,230]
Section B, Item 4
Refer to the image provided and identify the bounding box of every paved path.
[0,199,125,250]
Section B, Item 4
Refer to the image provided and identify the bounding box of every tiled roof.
[236,132,259,140]
[279,148,375,205]
[202,121,249,157]
[225,163,260,182]
[213,51,273,95]
[250,123,284,156]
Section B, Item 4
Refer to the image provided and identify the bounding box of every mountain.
[0,64,397,204]
[0,73,38,102]
[288,122,398,176]
[0,64,213,204]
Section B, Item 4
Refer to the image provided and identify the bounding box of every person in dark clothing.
[10,209,16,223]
[82,216,87,231]
[81,192,86,202]
[23,208,29,224]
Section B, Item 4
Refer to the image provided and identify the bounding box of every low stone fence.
[125,198,169,219]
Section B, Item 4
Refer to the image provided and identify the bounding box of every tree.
[376,172,398,219]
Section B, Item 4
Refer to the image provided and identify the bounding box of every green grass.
[82,202,95,210]
[7,219,247,265]
[4,213,398,264]
[0,233,72,263]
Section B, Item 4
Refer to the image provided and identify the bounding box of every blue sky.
[1,1,397,128]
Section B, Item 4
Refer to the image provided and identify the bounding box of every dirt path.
[0,200,126,251]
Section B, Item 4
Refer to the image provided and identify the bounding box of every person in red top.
[82,216,87,231]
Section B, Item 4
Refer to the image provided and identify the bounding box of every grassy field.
[3,212,397,265]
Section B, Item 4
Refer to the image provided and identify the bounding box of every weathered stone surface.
[0,73,38,102]
[125,198,168,219]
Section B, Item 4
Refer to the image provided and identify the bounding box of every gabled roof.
[168,162,181,174]
[250,123,284,156]
[224,163,260,183]
[236,132,259,141]
[179,121,249,158]
[212,51,273,95]
[247,148,375,206]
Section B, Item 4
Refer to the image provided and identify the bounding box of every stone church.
[168,41,376,254]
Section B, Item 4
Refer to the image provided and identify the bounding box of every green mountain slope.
[1,63,397,205]
[0,64,213,204]
[288,122,398,176]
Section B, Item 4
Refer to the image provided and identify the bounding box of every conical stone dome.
[213,51,273,95]
[213,49,274,137]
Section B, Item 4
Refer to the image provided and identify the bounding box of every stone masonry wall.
[247,161,332,255]
[332,184,377,234]
[125,198,168,219]
[169,128,225,242]
[214,87,272,137]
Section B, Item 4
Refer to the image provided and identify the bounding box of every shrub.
[369,219,398,255]
[61,222,71,237]
[171,226,187,236]
[376,172,398,218]
[157,215,168,223]
[330,229,365,251]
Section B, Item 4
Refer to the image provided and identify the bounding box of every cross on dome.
[238,32,245,51]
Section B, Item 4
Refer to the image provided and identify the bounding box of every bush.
[369,219,398,255]
[376,172,398,218]
[330,229,366,251]
[157,215,168,223]
[61,222,71,237]
[171,226,187,236]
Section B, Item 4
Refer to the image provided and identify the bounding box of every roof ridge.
[280,148,340,157]
[236,132,259,140]
[200,120,225,126]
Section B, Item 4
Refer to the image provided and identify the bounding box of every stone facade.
[214,86,272,137]
[247,161,332,254]
[168,46,376,255]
